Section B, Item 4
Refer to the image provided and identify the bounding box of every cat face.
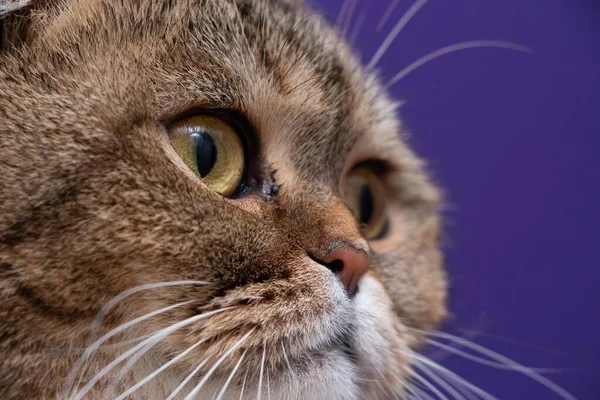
[0,0,446,398]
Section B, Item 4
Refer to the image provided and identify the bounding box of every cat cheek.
[224,195,265,216]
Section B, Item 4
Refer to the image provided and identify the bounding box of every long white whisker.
[64,280,209,396]
[184,328,255,400]
[367,0,429,70]
[427,321,487,362]
[414,329,576,400]
[93,281,209,335]
[267,370,271,400]
[349,10,366,47]
[257,343,266,400]
[211,378,225,400]
[51,335,149,355]
[69,307,233,400]
[407,380,436,400]
[377,0,402,31]
[396,368,436,400]
[281,342,297,390]
[239,370,249,400]
[110,340,159,395]
[385,40,532,88]
[413,360,469,400]
[404,350,497,400]
[425,337,562,373]
[399,379,417,400]
[70,300,196,396]
[373,377,388,398]
[341,0,358,39]
[115,337,208,400]
[215,349,247,400]
[335,0,352,28]
[166,358,211,400]
[409,368,451,400]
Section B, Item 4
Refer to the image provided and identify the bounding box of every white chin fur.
[130,275,400,399]
[351,275,400,375]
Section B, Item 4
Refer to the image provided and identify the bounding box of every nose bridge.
[277,190,370,295]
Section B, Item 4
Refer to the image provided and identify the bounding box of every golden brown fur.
[0,0,446,398]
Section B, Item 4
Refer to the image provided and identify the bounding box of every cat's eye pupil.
[359,184,374,224]
[193,132,218,177]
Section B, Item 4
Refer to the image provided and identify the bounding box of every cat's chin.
[197,275,410,399]
[126,275,410,400]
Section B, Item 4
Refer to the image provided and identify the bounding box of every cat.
[0,0,447,398]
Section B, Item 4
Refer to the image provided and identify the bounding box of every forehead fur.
[1,0,410,186]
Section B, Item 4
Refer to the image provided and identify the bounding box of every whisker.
[211,378,225,400]
[425,337,562,373]
[404,350,497,400]
[409,367,451,400]
[427,320,488,362]
[406,380,436,400]
[215,349,248,400]
[184,328,255,400]
[92,281,210,337]
[385,40,532,88]
[166,358,211,400]
[394,369,436,400]
[281,342,297,390]
[414,329,577,400]
[374,377,390,398]
[367,0,429,70]
[349,9,366,47]
[110,340,159,395]
[412,360,469,400]
[365,357,396,398]
[257,343,266,400]
[65,280,209,395]
[44,335,150,356]
[266,369,271,400]
[340,0,358,39]
[69,307,233,400]
[377,0,402,32]
[239,370,249,400]
[115,337,208,400]
[335,0,353,28]
[66,300,197,396]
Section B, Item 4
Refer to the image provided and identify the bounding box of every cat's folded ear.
[0,0,60,53]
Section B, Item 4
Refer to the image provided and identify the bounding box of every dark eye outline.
[165,109,260,198]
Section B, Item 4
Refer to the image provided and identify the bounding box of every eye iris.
[194,132,217,177]
[345,167,389,241]
[359,184,374,224]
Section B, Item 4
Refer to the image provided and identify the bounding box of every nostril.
[313,244,370,296]
[325,259,344,275]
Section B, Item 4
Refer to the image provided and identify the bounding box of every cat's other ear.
[0,0,60,53]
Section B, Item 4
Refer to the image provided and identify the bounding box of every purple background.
[311,1,600,399]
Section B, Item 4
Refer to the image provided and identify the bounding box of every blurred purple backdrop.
[310,0,599,398]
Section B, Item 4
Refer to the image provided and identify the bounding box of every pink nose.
[322,245,369,295]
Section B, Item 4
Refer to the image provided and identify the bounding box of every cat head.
[0,0,446,398]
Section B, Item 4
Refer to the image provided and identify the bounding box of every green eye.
[345,167,388,240]
[167,115,245,197]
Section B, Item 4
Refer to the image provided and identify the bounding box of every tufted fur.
[0,0,446,398]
